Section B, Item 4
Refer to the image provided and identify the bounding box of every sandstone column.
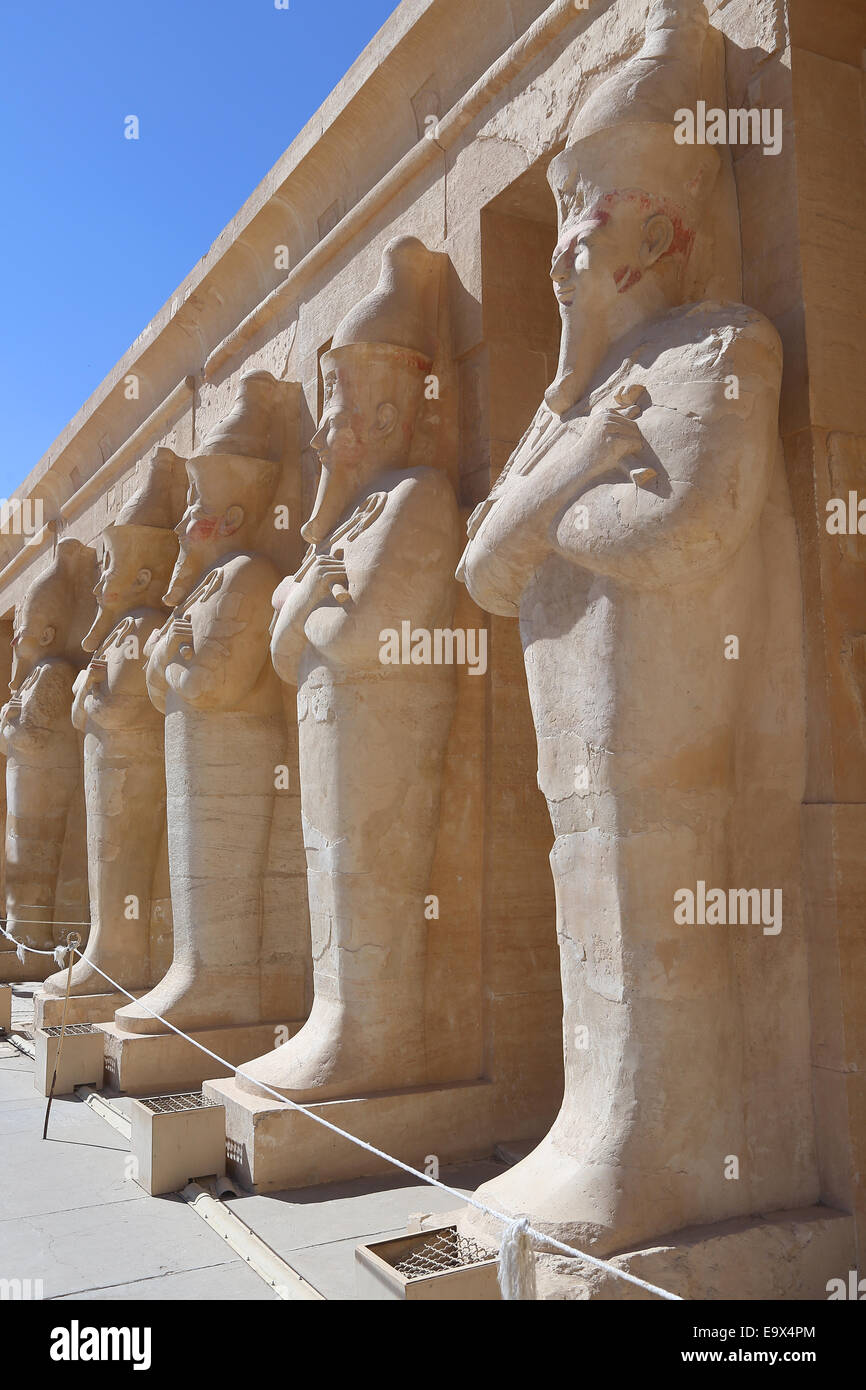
[41,449,185,1004]
[457,0,816,1259]
[236,236,461,1101]
[0,539,96,980]
[115,372,287,1035]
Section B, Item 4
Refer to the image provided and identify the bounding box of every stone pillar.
[0,539,96,981]
[236,236,462,1101]
[456,0,818,1272]
[39,449,185,1013]
[114,372,292,1036]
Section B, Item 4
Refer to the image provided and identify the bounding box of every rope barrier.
[0,922,681,1301]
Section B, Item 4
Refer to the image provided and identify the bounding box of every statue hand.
[578,408,645,470]
[281,552,350,622]
[164,617,195,662]
[85,658,108,689]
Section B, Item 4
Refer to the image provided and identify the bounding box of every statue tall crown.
[548,0,719,227]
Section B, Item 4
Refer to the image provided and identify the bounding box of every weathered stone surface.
[0,0,862,1295]
[0,540,95,981]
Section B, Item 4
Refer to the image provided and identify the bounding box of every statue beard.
[82,600,125,655]
[164,542,207,608]
[9,647,29,691]
[301,461,359,545]
[545,258,626,416]
[545,292,595,416]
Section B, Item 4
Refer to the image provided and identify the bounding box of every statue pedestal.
[34,989,138,1029]
[448,1205,853,1301]
[96,1020,303,1097]
[203,1075,497,1193]
[0,949,55,984]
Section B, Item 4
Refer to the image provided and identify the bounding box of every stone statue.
[114,372,286,1034]
[0,538,96,979]
[457,0,815,1258]
[236,235,461,1101]
[41,449,185,1005]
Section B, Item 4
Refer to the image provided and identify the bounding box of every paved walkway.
[0,984,506,1301]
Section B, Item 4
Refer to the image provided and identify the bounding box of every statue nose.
[551,242,573,281]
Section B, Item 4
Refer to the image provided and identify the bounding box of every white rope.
[0,923,681,1300]
[498,1215,537,1300]
[0,931,69,958]
[4,919,92,927]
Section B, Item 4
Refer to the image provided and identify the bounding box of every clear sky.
[0,0,399,497]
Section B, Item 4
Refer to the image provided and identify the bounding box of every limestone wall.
[1,0,864,1237]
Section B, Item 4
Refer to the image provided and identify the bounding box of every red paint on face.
[190,515,220,540]
[593,190,696,293]
[665,211,695,259]
[614,265,643,293]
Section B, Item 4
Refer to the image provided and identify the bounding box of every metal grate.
[392,1227,496,1279]
[43,1023,95,1037]
[138,1091,217,1114]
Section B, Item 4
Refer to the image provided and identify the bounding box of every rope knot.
[498,1214,537,1300]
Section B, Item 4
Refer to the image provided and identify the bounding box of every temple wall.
[1,0,863,1230]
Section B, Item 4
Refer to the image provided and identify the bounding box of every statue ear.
[374,402,399,440]
[222,504,245,536]
[134,567,153,591]
[640,214,675,268]
[39,624,56,648]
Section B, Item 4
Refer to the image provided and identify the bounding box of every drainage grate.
[43,1023,95,1037]
[138,1091,217,1114]
[392,1227,496,1279]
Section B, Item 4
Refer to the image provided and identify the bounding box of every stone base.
[0,950,54,984]
[0,984,11,1033]
[34,990,136,1029]
[129,1094,227,1196]
[204,1075,496,1193]
[96,1020,302,1097]
[530,1206,856,1301]
[35,1026,105,1096]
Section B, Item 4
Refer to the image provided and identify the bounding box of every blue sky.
[0,0,398,496]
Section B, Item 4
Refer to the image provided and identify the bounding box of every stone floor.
[0,983,506,1301]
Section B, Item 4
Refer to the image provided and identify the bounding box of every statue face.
[547,190,684,411]
[11,598,57,685]
[552,195,649,322]
[303,370,378,544]
[82,531,152,653]
[165,473,244,607]
[311,373,366,471]
[95,533,141,611]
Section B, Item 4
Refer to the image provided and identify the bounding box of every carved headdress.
[549,0,720,249]
[188,370,284,505]
[323,235,440,377]
[84,448,186,652]
[303,236,442,543]
[16,537,97,673]
[113,446,186,533]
